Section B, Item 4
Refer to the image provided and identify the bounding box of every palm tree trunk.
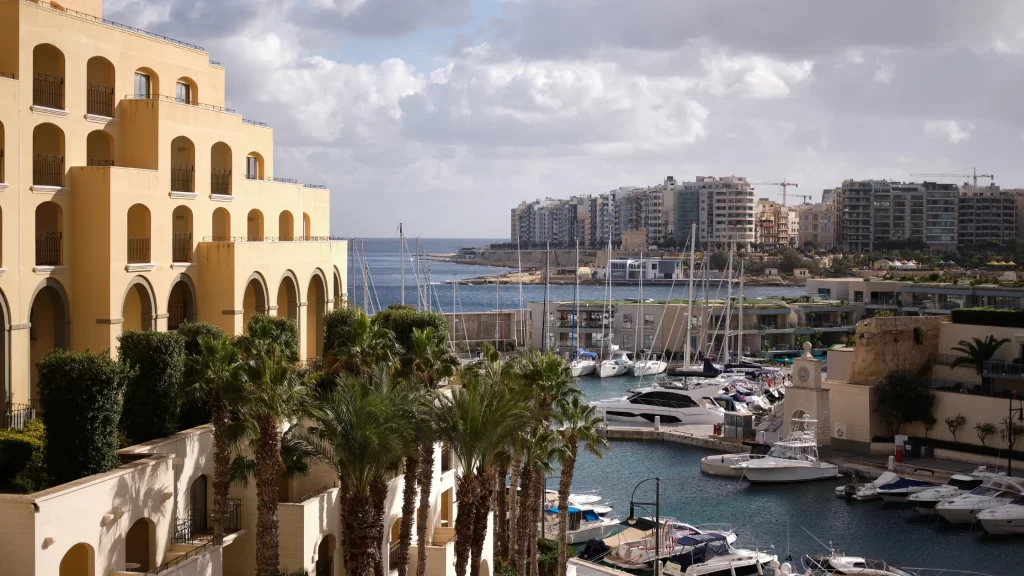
[342,488,378,576]
[255,417,281,576]
[493,468,507,563]
[416,442,435,576]
[372,478,389,576]
[528,477,541,576]
[454,473,477,576]
[397,455,420,576]
[470,469,494,576]
[506,455,523,565]
[514,465,534,576]
[556,442,577,576]
[210,390,229,546]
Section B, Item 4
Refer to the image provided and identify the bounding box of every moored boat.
[731,418,839,483]
[908,474,985,515]
[935,477,1024,524]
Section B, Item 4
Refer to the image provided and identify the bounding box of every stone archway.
[315,534,336,576]
[29,279,70,403]
[59,542,94,576]
[125,517,155,571]
[168,274,197,330]
[277,272,299,322]
[306,270,327,360]
[242,273,269,335]
[122,276,156,333]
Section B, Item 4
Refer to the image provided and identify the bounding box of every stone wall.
[847,316,944,384]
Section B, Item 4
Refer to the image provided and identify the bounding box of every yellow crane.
[910,167,994,187]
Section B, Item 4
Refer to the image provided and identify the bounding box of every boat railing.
[694,522,735,534]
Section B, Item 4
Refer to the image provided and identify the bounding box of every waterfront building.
[696,176,756,247]
[957,184,1021,245]
[837,179,888,252]
[672,182,700,245]
[0,0,346,412]
[795,202,837,250]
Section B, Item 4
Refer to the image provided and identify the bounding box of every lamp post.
[625,477,661,576]
[540,476,559,540]
[1007,393,1023,476]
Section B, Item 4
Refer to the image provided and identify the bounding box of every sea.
[347,238,806,313]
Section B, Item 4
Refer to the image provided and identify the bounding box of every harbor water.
[571,376,1024,576]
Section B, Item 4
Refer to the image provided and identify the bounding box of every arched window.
[168,277,196,330]
[35,201,63,265]
[278,211,294,241]
[86,130,113,166]
[302,213,311,240]
[86,56,115,117]
[29,280,70,403]
[212,207,231,240]
[126,204,151,264]
[134,67,158,99]
[247,209,264,241]
[306,273,326,359]
[122,277,155,332]
[33,123,65,187]
[172,206,193,263]
[33,44,65,110]
[210,142,232,195]
[175,76,198,105]
[59,542,95,576]
[171,136,195,193]
[245,152,264,180]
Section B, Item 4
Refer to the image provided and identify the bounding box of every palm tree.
[299,366,415,576]
[554,396,608,576]
[951,335,1011,379]
[182,334,240,545]
[323,309,400,376]
[395,385,438,576]
[515,426,562,576]
[229,320,311,576]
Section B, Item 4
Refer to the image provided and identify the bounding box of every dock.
[604,425,752,454]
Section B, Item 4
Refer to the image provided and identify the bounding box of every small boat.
[935,476,1024,524]
[662,537,777,576]
[731,418,840,483]
[599,350,635,378]
[632,352,669,376]
[908,474,986,515]
[876,478,938,503]
[835,472,900,501]
[570,357,597,377]
[597,518,737,571]
[976,494,1024,535]
[803,553,918,576]
[540,504,620,544]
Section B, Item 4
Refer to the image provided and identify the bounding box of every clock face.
[797,366,810,383]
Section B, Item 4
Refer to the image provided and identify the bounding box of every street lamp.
[540,476,560,540]
[1007,393,1024,476]
[625,477,662,576]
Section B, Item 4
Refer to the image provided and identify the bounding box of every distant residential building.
[958,184,1021,245]
[837,179,886,252]
[673,182,700,245]
[697,176,756,247]
[795,203,837,249]
[837,179,958,253]
[754,198,792,248]
[822,188,836,204]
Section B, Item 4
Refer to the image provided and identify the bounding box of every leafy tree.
[873,309,894,318]
[324,309,400,376]
[975,422,997,447]
[874,374,935,436]
[945,413,967,443]
[177,322,225,428]
[951,335,1011,378]
[118,330,185,443]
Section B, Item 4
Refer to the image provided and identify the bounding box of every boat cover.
[879,478,936,491]
[675,533,728,546]
[576,350,598,358]
[667,535,732,570]
[546,506,582,514]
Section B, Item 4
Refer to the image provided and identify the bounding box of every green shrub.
[119,330,186,444]
[38,349,126,484]
[176,322,225,429]
[951,307,1024,328]
[0,420,47,493]
[323,308,361,354]
[246,313,299,361]
[374,305,448,353]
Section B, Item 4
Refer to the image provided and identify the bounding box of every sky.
[104,0,1024,238]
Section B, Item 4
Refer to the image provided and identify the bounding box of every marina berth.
[835,471,900,501]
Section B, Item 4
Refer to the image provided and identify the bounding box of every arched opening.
[175,76,198,105]
[212,207,231,240]
[125,517,155,571]
[189,475,210,533]
[29,281,70,403]
[244,152,264,180]
[247,209,264,241]
[0,290,8,407]
[242,275,268,335]
[172,206,193,263]
[86,56,115,117]
[59,542,95,576]
[388,519,402,572]
[168,276,197,330]
[171,136,196,193]
[126,204,152,264]
[210,142,232,196]
[306,272,326,359]
[35,201,63,265]
[133,67,158,99]
[277,274,299,322]
[33,44,65,110]
[315,534,336,576]
[303,213,311,240]
[279,211,294,241]
[122,278,155,333]
[33,123,65,187]
[333,269,343,310]
[86,130,113,166]
[440,488,453,527]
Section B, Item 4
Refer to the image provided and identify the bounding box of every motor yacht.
[803,554,917,576]
[662,538,777,576]
[599,350,635,378]
[876,478,938,503]
[731,418,840,483]
[907,474,985,515]
[976,494,1024,535]
[540,504,620,544]
[592,383,727,426]
[597,518,737,571]
[935,476,1024,524]
[835,472,900,501]
[632,352,669,376]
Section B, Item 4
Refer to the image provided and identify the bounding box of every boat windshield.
[968,486,1002,497]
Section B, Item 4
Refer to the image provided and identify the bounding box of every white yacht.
[935,476,1024,524]
[540,504,619,544]
[591,383,726,426]
[632,352,669,377]
[803,554,917,576]
[599,350,635,378]
[876,478,938,503]
[570,358,597,377]
[908,474,985,515]
[835,472,900,501]
[600,519,737,571]
[662,541,777,576]
[731,418,840,483]
[976,494,1024,535]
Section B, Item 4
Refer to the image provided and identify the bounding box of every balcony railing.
[983,360,1024,380]
[389,542,402,572]
[172,499,241,545]
[33,154,64,186]
[172,164,195,193]
[127,237,151,264]
[123,93,234,114]
[2,402,37,430]
[86,84,114,117]
[211,168,231,195]
[201,235,345,242]
[173,232,192,263]
[33,73,64,109]
[35,232,62,265]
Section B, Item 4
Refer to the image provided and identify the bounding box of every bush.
[324,308,361,355]
[247,313,299,361]
[38,349,126,484]
[874,374,935,436]
[176,322,225,429]
[951,308,1024,328]
[374,305,449,353]
[0,420,48,493]
[118,330,186,444]
[537,537,575,576]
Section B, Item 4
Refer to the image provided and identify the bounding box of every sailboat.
[631,252,668,377]
[599,236,634,378]
[569,237,597,377]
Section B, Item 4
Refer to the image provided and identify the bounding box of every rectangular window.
[245,156,258,180]
[643,334,654,349]
[175,81,191,104]
[644,313,654,326]
[134,72,150,98]
[623,334,634,349]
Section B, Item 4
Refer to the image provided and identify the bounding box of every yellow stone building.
[0,0,347,408]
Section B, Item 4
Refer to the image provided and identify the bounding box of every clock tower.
[784,342,831,445]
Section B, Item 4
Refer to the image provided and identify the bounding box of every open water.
[569,376,1024,576]
[348,238,805,313]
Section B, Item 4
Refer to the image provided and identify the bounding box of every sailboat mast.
[738,259,745,360]
[543,240,551,353]
[683,223,696,367]
[638,250,644,355]
[415,237,421,310]
[604,235,613,357]
[573,236,580,354]
[722,245,734,364]
[399,223,405,306]
[360,239,370,314]
[517,232,525,347]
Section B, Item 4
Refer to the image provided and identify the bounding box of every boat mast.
[738,259,745,360]
[517,232,525,348]
[415,236,421,310]
[603,234,613,357]
[638,250,644,356]
[683,223,696,367]
[573,236,580,356]
[399,223,405,306]
[722,245,734,364]
[360,239,370,313]
[542,240,550,353]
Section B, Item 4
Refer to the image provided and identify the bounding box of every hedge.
[951,307,1024,328]
[119,330,186,444]
[324,308,360,355]
[872,434,1024,461]
[177,322,225,429]
[374,305,448,353]
[38,349,126,484]
[0,420,47,493]
[247,313,299,361]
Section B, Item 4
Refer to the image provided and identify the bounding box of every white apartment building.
[697,176,756,247]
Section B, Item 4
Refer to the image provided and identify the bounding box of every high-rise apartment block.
[795,202,837,249]
[957,184,1022,245]
[697,176,756,246]
[838,179,959,252]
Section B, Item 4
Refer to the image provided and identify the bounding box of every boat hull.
[571,363,596,377]
[599,409,725,426]
[599,363,631,378]
[737,463,840,483]
[935,506,979,524]
[979,517,1024,535]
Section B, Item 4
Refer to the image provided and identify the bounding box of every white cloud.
[873,61,895,83]
[700,54,813,99]
[924,120,972,144]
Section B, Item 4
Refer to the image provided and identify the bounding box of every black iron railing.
[2,402,37,430]
[123,93,234,114]
[173,232,192,263]
[168,302,187,331]
[127,237,151,264]
[210,168,231,195]
[303,183,327,189]
[172,164,194,193]
[201,236,345,242]
[172,498,241,545]
[32,0,204,51]
[389,542,401,571]
[242,118,267,127]
[33,73,64,109]
[267,177,297,184]
[87,84,114,117]
[35,232,62,265]
[87,159,115,167]
[33,154,64,186]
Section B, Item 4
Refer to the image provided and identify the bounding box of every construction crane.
[750,179,800,205]
[792,194,812,205]
[910,167,994,187]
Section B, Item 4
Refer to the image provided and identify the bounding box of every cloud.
[924,120,972,144]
